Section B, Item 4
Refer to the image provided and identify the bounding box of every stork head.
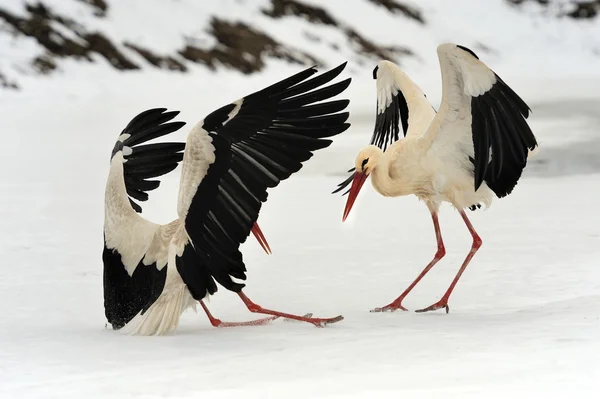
[354,145,381,175]
[343,146,382,222]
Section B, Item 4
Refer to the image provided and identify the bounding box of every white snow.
[1,0,600,397]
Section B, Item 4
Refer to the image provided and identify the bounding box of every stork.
[104,63,351,335]
[335,44,538,313]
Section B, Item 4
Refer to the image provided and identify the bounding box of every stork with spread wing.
[104,63,351,335]
[337,44,537,313]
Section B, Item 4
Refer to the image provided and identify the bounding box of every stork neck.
[370,152,397,197]
[105,154,137,222]
[370,148,419,198]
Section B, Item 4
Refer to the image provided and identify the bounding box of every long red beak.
[342,172,368,222]
[251,222,272,254]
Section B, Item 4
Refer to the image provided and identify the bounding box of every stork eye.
[361,158,369,170]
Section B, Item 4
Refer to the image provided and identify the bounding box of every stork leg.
[237,291,344,327]
[200,300,279,327]
[371,210,446,312]
[415,209,482,313]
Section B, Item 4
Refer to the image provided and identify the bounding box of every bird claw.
[282,313,343,327]
[211,315,280,328]
[283,313,313,321]
[370,303,408,313]
[313,315,344,327]
[415,302,450,313]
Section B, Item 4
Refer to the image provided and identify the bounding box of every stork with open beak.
[335,44,538,313]
[104,63,351,335]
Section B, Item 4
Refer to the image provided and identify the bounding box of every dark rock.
[366,0,425,23]
[263,0,338,26]
[179,18,319,74]
[344,27,413,61]
[0,3,138,71]
[506,0,600,20]
[125,43,187,72]
[566,1,600,19]
[32,54,57,74]
[84,32,139,70]
[506,0,549,5]
[76,0,108,17]
[0,70,18,90]
[263,0,413,62]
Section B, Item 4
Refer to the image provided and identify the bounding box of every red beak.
[343,172,368,222]
[251,222,272,254]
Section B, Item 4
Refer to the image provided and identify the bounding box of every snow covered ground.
[1,71,600,397]
[2,1,600,397]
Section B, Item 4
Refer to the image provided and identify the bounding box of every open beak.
[251,222,272,254]
[342,171,368,222]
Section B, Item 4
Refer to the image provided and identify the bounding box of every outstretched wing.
[103,109,186,331]
[370,61,409,149]
[112,108,186,212]
[176,63,351,300]
[425,43,538,198]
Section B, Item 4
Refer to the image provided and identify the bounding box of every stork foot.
[210,316,280,328]
[283,313,313,322]
[370,301,408,313]
[254,309,342,327]
[247,304,343,327]
[308,315,344,327]
[238,292,343,327]
[415,301,450,313]
[200,300,281,327]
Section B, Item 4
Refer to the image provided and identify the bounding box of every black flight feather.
[111,108,186,213]
[177,63,351,295]
[470,73,538,197]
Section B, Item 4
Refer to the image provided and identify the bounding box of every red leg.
[416,209,482,313]
[237,291,344,327]
[371,210,446,312]
[200,300,279,328]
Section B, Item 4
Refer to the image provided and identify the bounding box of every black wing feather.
[277,99,349,118]
[471,99,489,189]
[124,177,161,192]
[370,90,407,150]
[178,64,351,298]
[111,109,186,213]
[470,73,538,197]
[279,79,351,109]
[276,62,347,100]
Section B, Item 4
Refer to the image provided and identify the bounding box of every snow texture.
[1,0,600,398]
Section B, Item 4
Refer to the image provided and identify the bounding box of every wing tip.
[456,44,480,60]
[334,61,348,71]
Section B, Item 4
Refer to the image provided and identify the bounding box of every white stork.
[335,43,538,313]
[104,63,351,335]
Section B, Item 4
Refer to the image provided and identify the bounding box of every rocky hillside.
[0,0,420,90]
[508,0,600,18]
[1,0,599,91]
